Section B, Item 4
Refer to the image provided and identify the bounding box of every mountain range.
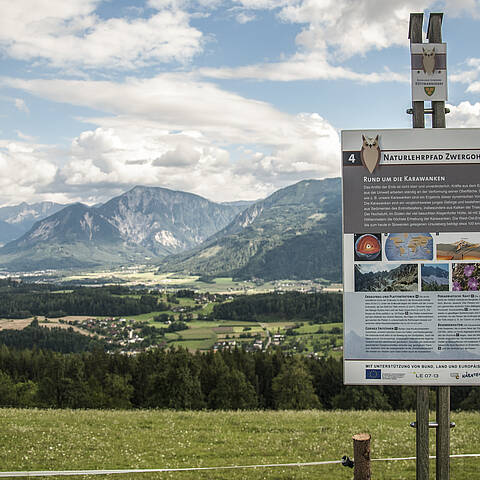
[0,179,342,280]
[0,202,65,244]
[0,186,245,271]
[158,178,341,281]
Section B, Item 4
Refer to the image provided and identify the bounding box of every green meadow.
[0,409,479,480]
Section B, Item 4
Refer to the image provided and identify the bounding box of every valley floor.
[1,409,479,479]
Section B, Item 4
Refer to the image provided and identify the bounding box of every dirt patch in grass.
[0,316,96,336]
[213,327,234,333]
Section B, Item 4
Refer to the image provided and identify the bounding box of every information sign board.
[411,43,447,101]
[342,128,480,385]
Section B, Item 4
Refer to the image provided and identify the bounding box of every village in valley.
[33,285,344,358]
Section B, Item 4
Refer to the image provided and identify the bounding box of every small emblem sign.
[411,43,447,101]
[424,86,435,96]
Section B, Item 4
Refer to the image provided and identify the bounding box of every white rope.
[0,461,342,478]
[1,454,479,478]
[372,454,480,462]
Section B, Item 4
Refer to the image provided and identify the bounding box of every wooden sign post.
[428,14,450,479]
[409,12,450,480]
[409,13,429,478]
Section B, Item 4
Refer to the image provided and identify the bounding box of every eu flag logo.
[366,369,381,380]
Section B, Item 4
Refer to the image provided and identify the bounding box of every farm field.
[42,269,332,294]
[124,296,343,354]
[153,318,342,355]
[0,316,94,336]
[0,409,479,480]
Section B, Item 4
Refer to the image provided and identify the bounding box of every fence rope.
[1,454,479,478]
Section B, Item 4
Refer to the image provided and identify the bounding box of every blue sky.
[1,0,480,206]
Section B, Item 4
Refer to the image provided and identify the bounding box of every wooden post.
[416,386,430,480]
[428,13,446,129]
[436,387,450,480]
[409,13,425,128]
[353,433,371,480]
[409,12,430,480]
[427,13,451,480]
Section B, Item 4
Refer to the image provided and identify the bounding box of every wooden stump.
[353,433,371,480]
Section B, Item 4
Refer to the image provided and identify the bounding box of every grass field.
[60,270,266,292]
[58,269,332,294]
[0,409,479,480]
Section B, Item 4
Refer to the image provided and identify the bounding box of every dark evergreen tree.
[272,357,320,410]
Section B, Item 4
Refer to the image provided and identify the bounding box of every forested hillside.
[0,280,160,318]
[0,346,478,411]
[159,178,342,281]
[213,291,342,322]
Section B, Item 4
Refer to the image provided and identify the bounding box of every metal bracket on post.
[406,108,450,115]
[410,422,456,429]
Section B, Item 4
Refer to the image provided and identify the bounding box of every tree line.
[0,282,160,318]
[0,345,478,411]
[213,291,342,322]
[0,280,342,324]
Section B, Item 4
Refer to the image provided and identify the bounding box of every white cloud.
[443,0,480,18]
[1,73,340,202]
[235,0,292,8]
[13,98,29,114]
[148,0,223,8]
[233,112,340,185]
[200,51,408,82]
[0,140,58,204]
[1,75,308,146]
[214,1,480,85]
[449,57,480,92]
[62,125,267,201]
[199,0,436,82]
[450,70,479,84]
[211,1,480,84]
[15,130,36,141]
[0,0,203,69]
[224,0,480,82]
[153,143,202,167]
[447,101,480,127]
[236,12,257,23]
[10,1,474,205]
[467,81,480,93]
[277,0,434,58]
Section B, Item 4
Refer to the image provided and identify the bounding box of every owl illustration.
[360,135,380,174]
[422,47,436,75]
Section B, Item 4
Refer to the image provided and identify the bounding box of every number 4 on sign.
[348,154,356,163]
